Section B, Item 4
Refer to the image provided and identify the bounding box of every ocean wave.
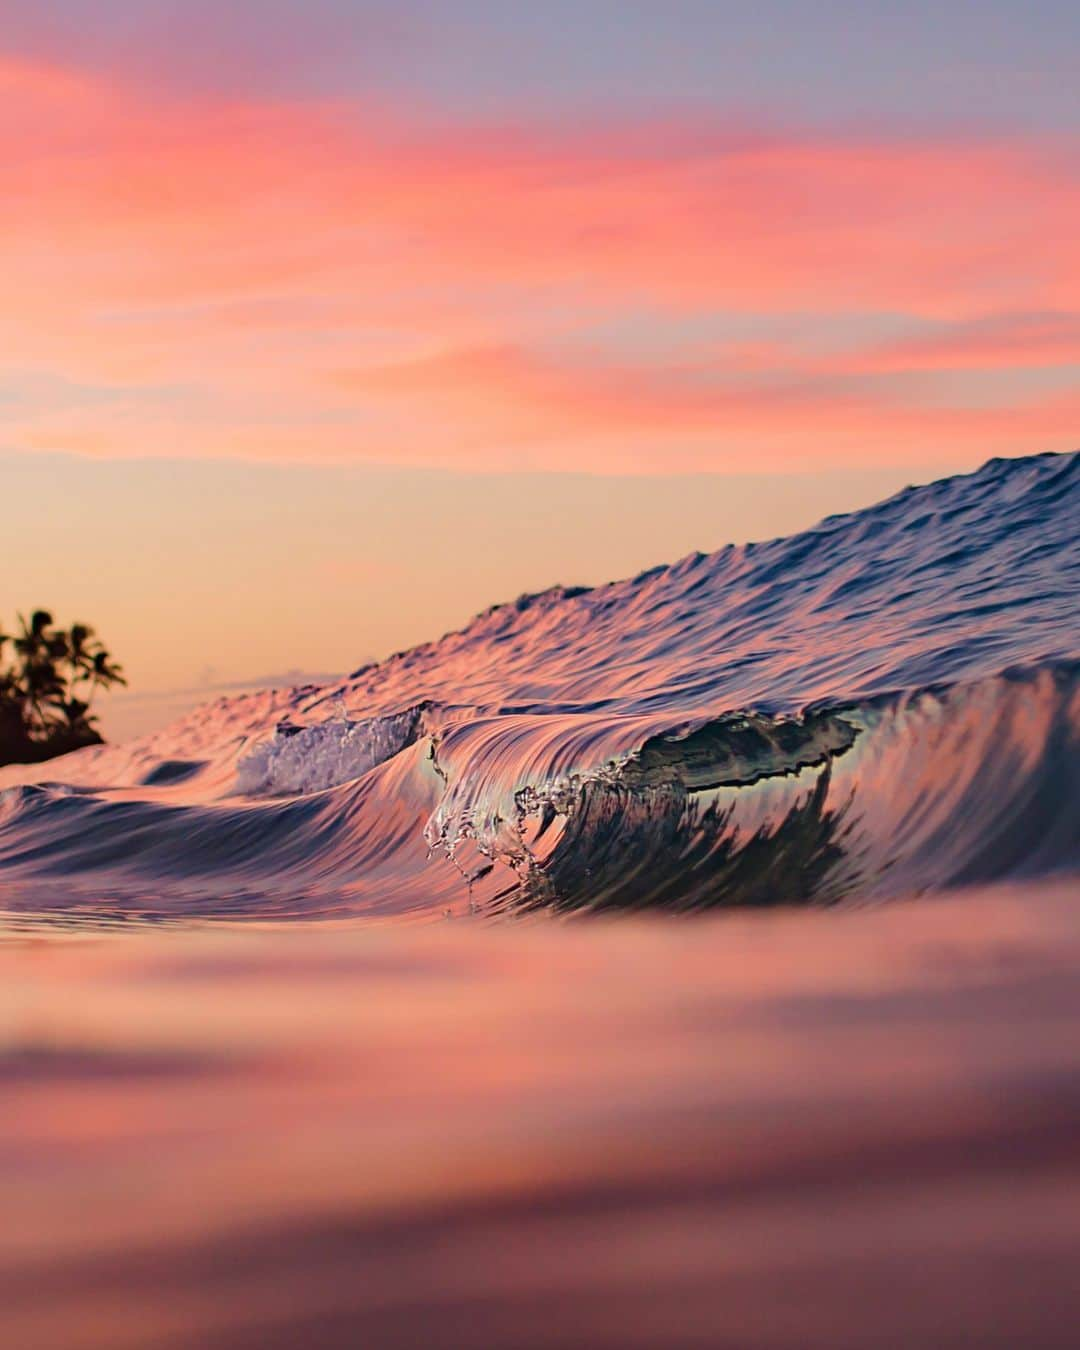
[479,662,1080,913]
[0,451,1076,921]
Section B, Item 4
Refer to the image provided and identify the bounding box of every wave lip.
[492,662,1080,914]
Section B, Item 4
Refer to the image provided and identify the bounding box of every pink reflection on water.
[3,883,1080,1347]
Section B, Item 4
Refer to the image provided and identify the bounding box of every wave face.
[1,451,1077,920]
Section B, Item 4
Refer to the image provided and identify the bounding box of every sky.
[2,2,1078,737]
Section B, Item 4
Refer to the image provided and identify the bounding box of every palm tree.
[0,625,24,757]
[62,625,127,738]
[0,611,127,766]
[13,611,65,735]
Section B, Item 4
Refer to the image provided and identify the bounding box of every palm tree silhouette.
[0,611,127,766]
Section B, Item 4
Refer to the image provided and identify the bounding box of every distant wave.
[1,452,1077,921]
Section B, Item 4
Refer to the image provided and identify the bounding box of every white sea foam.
[237,705,428,797]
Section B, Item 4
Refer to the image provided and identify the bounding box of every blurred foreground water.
[4,882,1080,1349]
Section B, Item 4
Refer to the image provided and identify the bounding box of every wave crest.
[444,663,1080,914]
[237,702,432,796]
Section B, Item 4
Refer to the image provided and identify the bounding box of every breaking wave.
[0,451,1077,921]
[491,663,1079,913]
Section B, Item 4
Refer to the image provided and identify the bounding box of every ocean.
[2,450,1078,1347]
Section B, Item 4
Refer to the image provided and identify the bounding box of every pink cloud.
[1,54,1077,473]
[843,312,1080,373]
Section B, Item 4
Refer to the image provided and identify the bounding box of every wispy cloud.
[2,53,1077,473]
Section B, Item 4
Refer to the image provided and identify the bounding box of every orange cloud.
[326,341,1079,468]
[1,54,1077,473]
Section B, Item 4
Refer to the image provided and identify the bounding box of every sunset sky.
[3,1,1078,737]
